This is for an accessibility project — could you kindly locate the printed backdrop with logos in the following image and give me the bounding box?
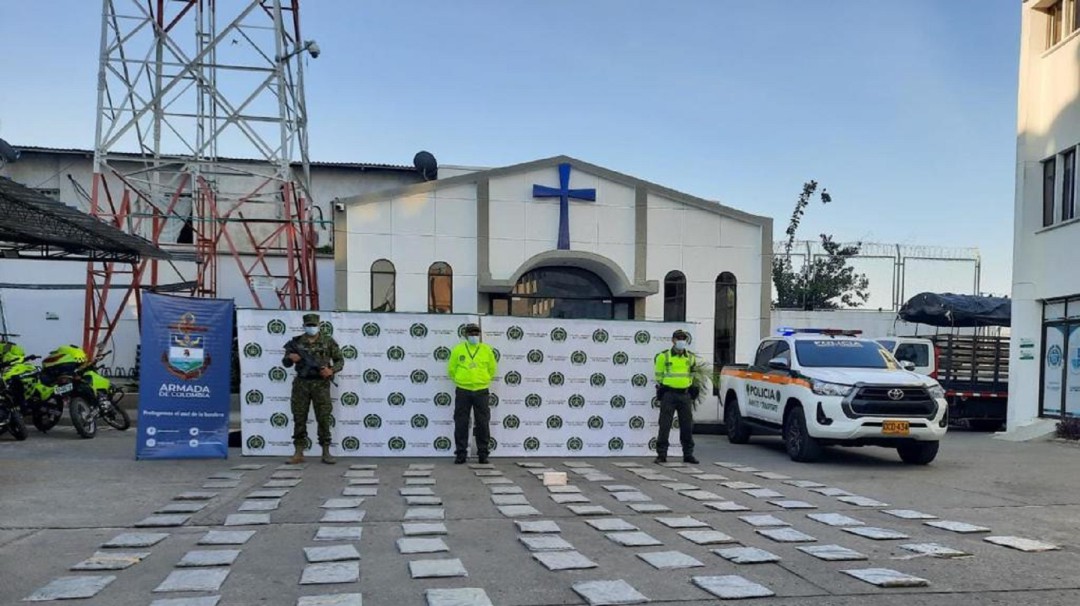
[238,309,692,457]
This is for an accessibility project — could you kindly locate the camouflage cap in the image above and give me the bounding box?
[303,313,320,326]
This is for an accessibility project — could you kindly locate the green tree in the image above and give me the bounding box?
[773,182,870,310]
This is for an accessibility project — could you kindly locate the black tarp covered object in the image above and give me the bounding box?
[898,292,1011,328]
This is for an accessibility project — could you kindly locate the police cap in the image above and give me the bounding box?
[464,323,481,335]
[672,329,690,340]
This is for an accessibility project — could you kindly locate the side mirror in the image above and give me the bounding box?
[767,357,790,371]
[900,360,916,371]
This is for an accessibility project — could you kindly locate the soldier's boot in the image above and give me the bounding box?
[321,445,336,465]
[288,444,305,465]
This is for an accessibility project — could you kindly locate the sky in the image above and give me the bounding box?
[0,1,1020,297]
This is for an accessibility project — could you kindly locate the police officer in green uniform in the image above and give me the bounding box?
[447,323,497,465]
[654,329,700,464]
[283,313,344,465]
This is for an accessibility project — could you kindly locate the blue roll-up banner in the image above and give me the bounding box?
[136,292,234,460]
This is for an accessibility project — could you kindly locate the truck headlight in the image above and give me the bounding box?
[928,383,946,399]
[811,380,853,397]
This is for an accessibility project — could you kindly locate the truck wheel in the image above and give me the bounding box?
[968,420,1003,432]
[783,406,822,463]
[897,441,939,465]
[724,396,752,444]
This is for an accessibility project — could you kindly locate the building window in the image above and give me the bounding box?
[663,271,687,322]
[714,272,737,370]
[371,259,395,312]
[428,262,453,314]
[1043,157,1057,227]
[1044,0,1079,49]
[488,266,634,320]
[1063,149,1076,222]
[1041,296,1080,418]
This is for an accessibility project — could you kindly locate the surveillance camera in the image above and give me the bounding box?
[306,41,321,59]
[334,202,345,212]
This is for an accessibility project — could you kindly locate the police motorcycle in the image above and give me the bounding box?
[0,339,63,433]
[0,351,29,441]
[40,345,131,438]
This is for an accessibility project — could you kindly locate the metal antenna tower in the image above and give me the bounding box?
[85,0,320,355]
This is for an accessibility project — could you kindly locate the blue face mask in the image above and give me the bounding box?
[304,326,319,336]
[673,339,688,351]
[467,335,480,345]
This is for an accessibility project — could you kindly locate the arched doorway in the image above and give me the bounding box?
[489,266,635,320]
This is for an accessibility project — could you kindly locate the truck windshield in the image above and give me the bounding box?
[794,340,891,368]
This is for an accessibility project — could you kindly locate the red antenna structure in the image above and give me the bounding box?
[85,0,321,356]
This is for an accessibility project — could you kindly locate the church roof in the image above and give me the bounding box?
[335,155,770,227]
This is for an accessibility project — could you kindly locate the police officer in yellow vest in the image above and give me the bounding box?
[447,323,498,465]
[654,329,700,464]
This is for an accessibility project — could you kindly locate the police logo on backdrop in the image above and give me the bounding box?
[1048,344,1064,368]
[568,394,585,409]
[246,435,266,450]
[631,373,649,388]
[612,352,629,366]
[362,322,381,337]
[524,437,541,452]
[587,415,604,430]
[387,346,406,361]
[388,436,407,452]
[434,392,453,407]
[328,414,337,428]
[341,345,358,360]
[319,321,334,336]
[342,436,360,452]
[487,437,498,452]
[571,351,588,365]
[302,437,313,451]
[243,343,262,358]
[363,369,382,384]
[527,349,545,364]
[672,417,680,429]
[567,437,584,451]
[340,392,360,407]
[433,346,451,362]
[364,414,382,429]
[266,319,287,335]
[610,395,626,409]
[387,392,406,407]
[163,311,211,380]
[433,436,453,451]
[456,324,469,339]
[548,372,565,387]
[411,414,429,429]
[503,415,521,430]
[525,394,543,408]
[648,437,659,451]
[629,415,647,430]
[492,348,501,362]
[245,390,264,405]
[550,327,568,343]
[592,329,609,344]
[269,367,288,382]
[590,373,607,387]
[504,371,522,386]
[409,323,429,339]
[489,393,500,407]
[507,326,525,341]
[634,330,651,345]
[651,396,661,409]
[270,413,289,428]
[547,415,564,429]
[608,437,625,452]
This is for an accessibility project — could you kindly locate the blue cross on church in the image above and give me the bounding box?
[532,162,596,250]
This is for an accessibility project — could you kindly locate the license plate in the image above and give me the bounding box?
[54,383,73,395]
[882,420,910,435]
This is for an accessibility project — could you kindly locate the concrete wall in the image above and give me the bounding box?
[1010,1,1080,430]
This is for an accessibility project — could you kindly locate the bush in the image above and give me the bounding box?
[1056,417,1080,440]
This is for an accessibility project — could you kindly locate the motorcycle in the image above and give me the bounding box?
[0,341,64,432]
[0,361,28,441]
[41,345,130,439]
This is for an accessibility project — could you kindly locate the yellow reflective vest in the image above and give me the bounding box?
[447,342,498,391]
[655,349,696,389]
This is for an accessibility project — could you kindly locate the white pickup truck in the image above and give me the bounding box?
[719,329,948,464]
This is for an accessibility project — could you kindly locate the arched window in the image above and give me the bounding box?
[428,262,453,314]
[664,270,687,322]
[490,266,632,319]
[714,272,737,368]
[371,259,396,312]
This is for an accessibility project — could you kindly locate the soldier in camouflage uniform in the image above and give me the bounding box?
[283,313,344,464]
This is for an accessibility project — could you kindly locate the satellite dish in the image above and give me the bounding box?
[413,151,438,181]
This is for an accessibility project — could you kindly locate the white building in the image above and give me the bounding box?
[334,155,773,425]
[1011,0,1080,429]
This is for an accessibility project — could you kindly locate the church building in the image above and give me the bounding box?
[333,156,772,426]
